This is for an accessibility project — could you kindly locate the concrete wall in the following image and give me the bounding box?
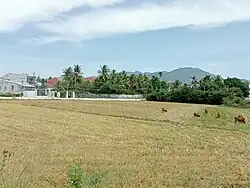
[77,93,144,99]
[23,90,37,98]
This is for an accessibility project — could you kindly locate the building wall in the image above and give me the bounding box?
[0,79,22,94]
[23,90,37,98]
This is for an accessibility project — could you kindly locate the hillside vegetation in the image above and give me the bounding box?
[55,65,249,107]
[0,100,250,187]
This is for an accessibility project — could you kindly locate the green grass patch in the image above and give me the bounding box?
[188,106,250,132]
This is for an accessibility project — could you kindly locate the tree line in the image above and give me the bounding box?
[54,64,250,106]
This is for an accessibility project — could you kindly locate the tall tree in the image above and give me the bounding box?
[159,72,163,78]
[190,76,198,88]
[73,64,82,74]
[172,80,182,89]
[199,75,212,92]
[63,67,73,78]
[98,65,110,82]
[73,64,84,88]
[36,76,42,83]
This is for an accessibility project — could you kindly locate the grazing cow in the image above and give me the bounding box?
[235,115,246,124]
[194,113,201,117]
[216,113,221,118]
[162,108,168,113]
[204,108,208,114]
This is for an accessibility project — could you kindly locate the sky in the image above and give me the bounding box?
[1,0,250,79]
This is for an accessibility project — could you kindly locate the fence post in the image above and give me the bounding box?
[66,91,69,98]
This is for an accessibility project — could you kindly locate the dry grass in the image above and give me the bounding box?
[3,100,205,123]
[0,100,250,187]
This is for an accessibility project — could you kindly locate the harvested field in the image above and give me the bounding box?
[1,100,206,123]
[0,100,250,187]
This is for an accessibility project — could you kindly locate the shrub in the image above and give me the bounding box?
[68,165,84,188]
[0,93,21,97]
[67,165,101,188]
[223,95,250,108]
[84,172,101,188]
[146,88,227,105]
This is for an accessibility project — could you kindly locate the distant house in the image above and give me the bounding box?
[44,77,62,98]
[47,77,59,90]
[0,73,36,94]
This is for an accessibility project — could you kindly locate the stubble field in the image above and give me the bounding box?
[0,100,250,187]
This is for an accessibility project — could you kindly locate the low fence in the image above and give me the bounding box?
[77,93,145,99]
[0,91,146,101]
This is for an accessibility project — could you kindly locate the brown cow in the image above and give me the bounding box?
[216,113,221,118]
[204,108,208,114]
[235,115,246,124]
[194,113,201,117]
[162,108,168,113]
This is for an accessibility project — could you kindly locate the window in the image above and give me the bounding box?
[4,87,6,91]
[11,85,14,91]
[24,86,35,91]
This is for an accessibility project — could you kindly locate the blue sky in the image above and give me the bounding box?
[1,0,250,79]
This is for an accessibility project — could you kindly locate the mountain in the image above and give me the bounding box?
[241,78,250,83]
[90,67,249,83]
[127,67,213,83]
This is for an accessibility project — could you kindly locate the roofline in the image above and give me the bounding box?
[0,78,35,87]
[1,72,28,77]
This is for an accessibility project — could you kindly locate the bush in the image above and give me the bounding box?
[0,93,21,97]
[68,165,84,188]
[146,90,169,102]
[223,95,250,108]
[146,88,227,105]
[67,165,101,188]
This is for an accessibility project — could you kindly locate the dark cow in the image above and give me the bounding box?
[235,115,246,124]
[162,108,168,113]
[216,113,221,118]
[204,108,208,114]
[194,113,201,117]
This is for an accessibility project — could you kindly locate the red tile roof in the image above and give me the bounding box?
[47,77,59,88]
[46,77,95,88]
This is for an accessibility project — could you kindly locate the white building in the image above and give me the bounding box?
[0,73,36,96]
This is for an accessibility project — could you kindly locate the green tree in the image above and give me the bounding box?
[190,76,198,88]
[98,65,110,82]
[224,77,249,98]
[172,80,182,89]
[63,67,73,78]
[159,72,163,78]
[56,65,249,106]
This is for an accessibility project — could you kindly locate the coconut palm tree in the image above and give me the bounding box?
[73,64,83,81]
[111,69,116,75]
[190,76,198,87]
[98,65,110,82]
[63,67,73,78]
[159,72,163,78]
[73,64,82,74]
[173,80,182,89]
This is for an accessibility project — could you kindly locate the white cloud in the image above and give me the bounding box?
[37,0,250,42]
[0,0,123,32]
[20,36,65,46]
